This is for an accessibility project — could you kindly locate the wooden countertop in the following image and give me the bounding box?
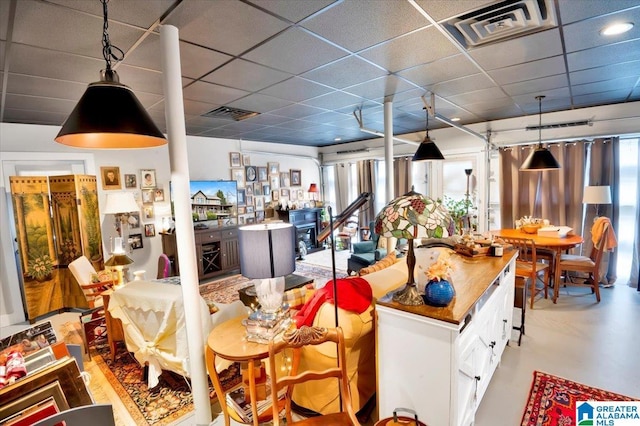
[376,250,517,326]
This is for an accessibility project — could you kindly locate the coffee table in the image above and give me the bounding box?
[237,273,314,307]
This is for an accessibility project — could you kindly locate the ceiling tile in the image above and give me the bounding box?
[557,0,640,25]
[430,73,496,97]
[8,44,104,84]
[447,86,509,106]
[301,0,428,52]
[182,81,249,105]
[243,27,348,74]
[570,60,640,85]
[301,91,363,110]
[259,77,334,102]
[47,0,174,28]
[114,64,165,96]
[572,90,632,107]
[202,59,291,92]
[571,76,638,97]
[125,34,233,79]
[567,39,640,72]
[6,74,87,100]
[468,29,564,70]
[164,0,290,56]
[5,93,76,114]
[502,74,569,97]
[240,113,292,126]
[301,56,387,89]
[488,56,566,85]
[225,93,292,113]
[398,55,479,87]
[0,2,9,40]
[247,0,337,23]
[562,8,640,53]
[343,75,417,100]
[413,0,496,22]
[14,1,144,61]
[359,27,459,73]
[270,103,327,119]
[3,108,69,125]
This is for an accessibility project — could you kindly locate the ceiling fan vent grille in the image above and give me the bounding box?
[203,106,260,121]
[443,0,557,49]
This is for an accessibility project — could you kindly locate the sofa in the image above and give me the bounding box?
[292,255,410,415]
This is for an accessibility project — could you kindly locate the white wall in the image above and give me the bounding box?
[0,123,320,325]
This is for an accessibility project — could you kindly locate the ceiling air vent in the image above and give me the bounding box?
[203,106,260,121]
[526,120,592,130]
[443,0,557,49]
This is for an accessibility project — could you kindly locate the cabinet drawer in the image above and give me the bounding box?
[197,230,221,243]
[221,228,238,239]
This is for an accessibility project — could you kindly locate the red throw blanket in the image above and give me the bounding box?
[293,277,372,327]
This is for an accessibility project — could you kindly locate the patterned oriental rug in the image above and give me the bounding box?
[59,261,344,425]
[521,371,637,426]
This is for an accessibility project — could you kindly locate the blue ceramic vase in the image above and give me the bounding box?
[423,279,455,307]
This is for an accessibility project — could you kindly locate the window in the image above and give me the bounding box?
[617,138,638,278]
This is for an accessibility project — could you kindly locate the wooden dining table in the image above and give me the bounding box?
[491,228,584,302]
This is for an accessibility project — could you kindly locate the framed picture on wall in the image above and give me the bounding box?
[281,188,290,198]
[268,162,279,175]
[142,189,154,204]
[101,166,121,190]
[128,212,141,229]
[124,174,137,188]
[144,224,156,237]
[243,154,251,166]
[245,165,257,182]
[237,189,246,206]
[129,233,143,249]
[290,190,298,201]
[271,189,279,201]
[254,182,262,196]
[230,152,241,167]
[154,188,164,202]
[231,168,245,186]
[280,171,290,188]
[143,204,154,219]
[290,169,301,186]
[270,175,279,189]
[141,169,156,189]
[255,196,264,211]
[258,167,268,182]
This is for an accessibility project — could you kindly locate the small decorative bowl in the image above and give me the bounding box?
[521,224,541,234]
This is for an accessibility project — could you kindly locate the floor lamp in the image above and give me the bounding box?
[583,185,612,218]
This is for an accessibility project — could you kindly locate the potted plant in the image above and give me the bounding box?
[27,250,53,281]
[442,195,477,235]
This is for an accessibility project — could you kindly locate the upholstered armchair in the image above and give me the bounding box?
[347,221,387,275]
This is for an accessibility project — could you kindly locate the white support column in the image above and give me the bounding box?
[384,100,395,250]
[160,25,212,425]
[384,100,394,203]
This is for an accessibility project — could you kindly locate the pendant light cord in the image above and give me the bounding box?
[101,0,124,71]
[536,95,545,148]
[425,107,430,137]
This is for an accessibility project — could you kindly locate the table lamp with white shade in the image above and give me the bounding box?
[582,185,611,217]
[238,223,296,320]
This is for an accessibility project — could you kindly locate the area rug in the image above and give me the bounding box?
[200,261,348,304]
[521,371,637,426]
[59,321,241,426]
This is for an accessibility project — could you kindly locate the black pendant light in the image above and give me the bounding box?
[55,0,166,149]
[412,108,444,161]
[520,96,560,171]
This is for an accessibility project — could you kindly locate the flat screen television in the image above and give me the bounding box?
[171,180,238,226]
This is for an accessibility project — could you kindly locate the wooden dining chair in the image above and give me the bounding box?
[268,326,360,426]
[554,223,610,303]
[69,256,115,358]
[501,237,550,309]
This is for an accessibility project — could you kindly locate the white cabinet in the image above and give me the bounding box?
[376,255,515,426]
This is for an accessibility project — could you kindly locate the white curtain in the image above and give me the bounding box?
[631,144,640,290]
[334,163,349,216]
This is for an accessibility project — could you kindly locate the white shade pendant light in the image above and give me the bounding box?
[55,0,166,149]
[520,96,560,171]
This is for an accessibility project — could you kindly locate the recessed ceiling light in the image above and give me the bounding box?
[601,22,634,36]
[334,137,342,141]
[451,117,461,122]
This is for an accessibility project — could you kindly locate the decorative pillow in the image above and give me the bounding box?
[358,251,397,276]
[283,284,315,309]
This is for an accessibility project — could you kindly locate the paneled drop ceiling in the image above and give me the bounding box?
[1,0,639,147]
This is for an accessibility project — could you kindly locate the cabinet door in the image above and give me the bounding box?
[221,237,239,270]
[457,331,479,426]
